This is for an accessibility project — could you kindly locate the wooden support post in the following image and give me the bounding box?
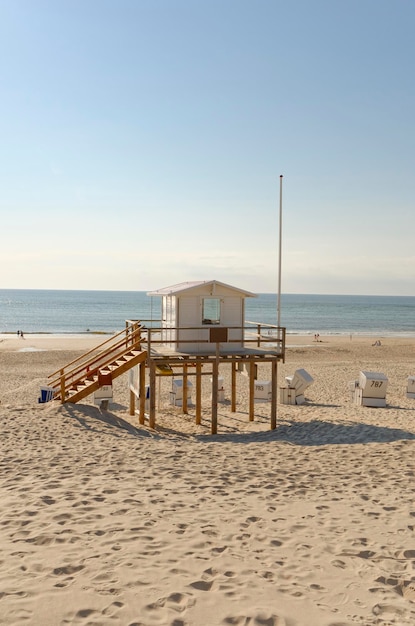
[271,359,278,430]
[129,389,135,416]
[139,359,146,425]
[183,363,188,414]
[249,358,255,421]
[149,361,156,429]
[211,344,219,435]
[196,360,202,425]
[60,369,65,404]
[231,361,236,412]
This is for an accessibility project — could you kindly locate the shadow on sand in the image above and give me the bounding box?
[60,403,415,447]
[59,403,159,439]
[199,419,415,446]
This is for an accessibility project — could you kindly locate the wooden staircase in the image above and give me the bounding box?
[48,322,147,404]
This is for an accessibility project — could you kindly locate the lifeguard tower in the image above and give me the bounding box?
[46,280,286,434]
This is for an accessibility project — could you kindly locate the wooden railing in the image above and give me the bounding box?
[48,321,143,399]
[125,319,285,354]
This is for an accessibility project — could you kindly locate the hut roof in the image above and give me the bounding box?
[147,280,257,298]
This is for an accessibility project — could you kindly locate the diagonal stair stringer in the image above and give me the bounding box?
[47,322,148,404]
[63,349,148,404]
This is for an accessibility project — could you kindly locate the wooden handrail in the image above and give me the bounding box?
[49,334,141,385]
[53,338,145,399]
[48,323,142,379]
[48,322,142,389]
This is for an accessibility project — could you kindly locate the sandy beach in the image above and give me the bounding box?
[1,334,415,625]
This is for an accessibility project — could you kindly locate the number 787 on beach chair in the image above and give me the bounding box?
[350,371,388,407]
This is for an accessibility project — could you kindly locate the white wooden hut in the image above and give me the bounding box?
[147,280,256,354]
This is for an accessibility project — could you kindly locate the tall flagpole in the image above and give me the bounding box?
[277,175,283,328]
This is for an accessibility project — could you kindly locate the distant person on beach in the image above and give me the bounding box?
[20,331,24,339]
[17,330,20,337]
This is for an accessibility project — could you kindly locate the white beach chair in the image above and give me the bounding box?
[254,380,272,402]
[38,386,55,403]
[210,376,225,402]
[93,385,113,406]
[406,376,415,399]
[280,368,314,405]
[170,379,193,407]
[352,371,388,407]
[348,379,359,402]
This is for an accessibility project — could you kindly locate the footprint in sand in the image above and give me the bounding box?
[62,608,103,624]
[189,578,214,591]
[372,602,409,620]
[26,533,55,546]
[143,591,195,623]
[222,612,294,625]
[377,575,415,602]
[40,495,56,505]
[53,564,84,576]
[189,566,219,591]
[2,608,33,623]
[102,601,124,617]
[399,580,415,601]
[211,545,228,555]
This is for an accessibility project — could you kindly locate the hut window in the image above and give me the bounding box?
[202,298,220,325]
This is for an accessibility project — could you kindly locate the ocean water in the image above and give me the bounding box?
[1,289,415,337]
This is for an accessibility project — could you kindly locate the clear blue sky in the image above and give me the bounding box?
[1,0,414,295]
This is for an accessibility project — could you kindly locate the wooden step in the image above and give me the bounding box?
[60,348,148,404]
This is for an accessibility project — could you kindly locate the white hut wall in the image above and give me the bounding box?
[220,296,244,348]
[161,294,177,347]
[176,295,202,352]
